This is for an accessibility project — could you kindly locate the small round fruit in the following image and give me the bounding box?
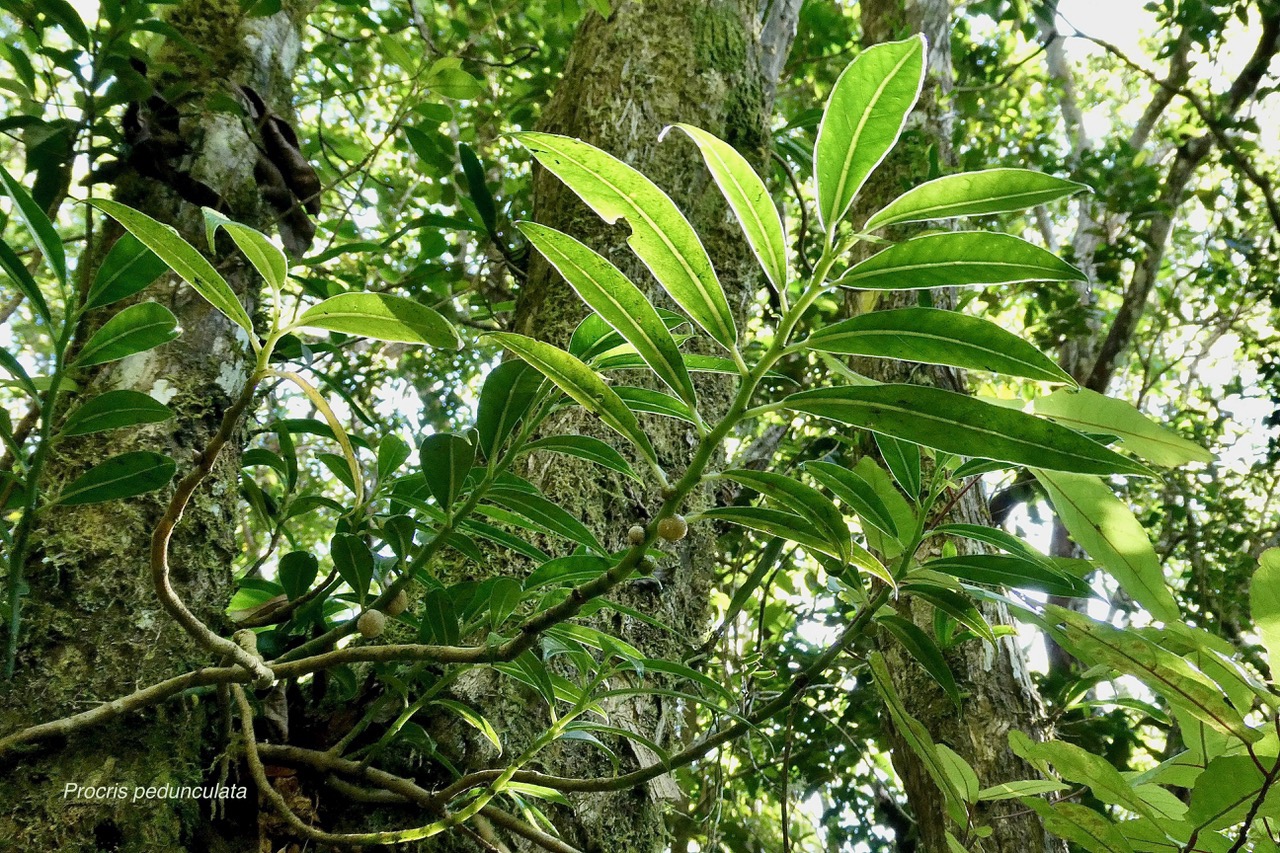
[638,556,658,575]
[657,514,688,542]
[385,589,409,617]
[627,524,647,545]
[357,610,386,639]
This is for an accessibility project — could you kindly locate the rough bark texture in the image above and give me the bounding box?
[852,1,1063,851]
[0,1,306,848]
[502,1,798,849]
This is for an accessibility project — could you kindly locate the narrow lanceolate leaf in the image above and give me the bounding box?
[74,302,180,367]
[698,506,842,559]
[53,451,176,506]
[523,435,640,482]
[295,292,461,348]
[833,232,1085,291]
[1033,469,1178,621]
[85,232,168,309]
[814,35,926,238]
[0,237,51,324]
[1033,388,1212,467]
[803,460,900,539]
[517,221,697,406]
[877,614,961,708]
[864,168,1090,231]
[874,433,921,499]
[786,385,1153,476]
[475,360,543,461]
[0,164,65,284]
[60,390,173,436]
[926,554,1091,597]
[1049,605,1259,744]
[482,486,605,553]
[420,433,474,511]
[90,199,254,338]
[515,132,737,349]
[805,307,1075,384]
[721,469,848,560]
[1250,549,1280,670]
[488,332,658,466]
[669,124,787,291]
[203,208,287,296]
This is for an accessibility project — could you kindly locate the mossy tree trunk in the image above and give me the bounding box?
[0,1,308,848]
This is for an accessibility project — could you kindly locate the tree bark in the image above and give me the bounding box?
[0,1,308,848]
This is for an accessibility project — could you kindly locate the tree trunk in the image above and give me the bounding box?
[0,1,308,848]
[852,1,1063,851]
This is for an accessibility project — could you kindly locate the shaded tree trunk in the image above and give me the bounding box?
[0,1,308,848]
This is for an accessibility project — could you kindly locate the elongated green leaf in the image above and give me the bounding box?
[814,36,925,237]
[803,460,901,539]
[877,614,961,708]
[476,360,543,461]
[834,232,1085,291]
[432,699,502,753]
[483,486,605,553]
[1251,549,1280,670]
[1049,606,1258,743]
[331,533,374,604]
[0,237,51,324]
[515,132,737,349]
[927,554,1090,597]
[864,168,1089,231]
[85,232,168,309]
[1187,755,1280,830]
[295,292,460,348]
[517,221,697,406]
[202,208,287,296]
[1021,800,1134,853]
[0,347,38,397]
[874,433,921,499]
[901,581,996,644]
[614,386,697,423]
[929,524,1056,569]
[1033,469,1178,621]
[670,124,787,291]
[698,506,841,558]
[420,433,474,510]
[1013,738,1160,821]
[1032,388,1212,467]
[523,435,640,482]
[976,780,1069,802]
[0,163,64,284]
[60,390,173,436]
[74,302,180,367]
[722,469,848,560]
[806,307,1074,384]
[523,555,611,592]
[787,385,1152,476]
[53,451,176,506]
[90,199,254,337]
[488,332,658,465]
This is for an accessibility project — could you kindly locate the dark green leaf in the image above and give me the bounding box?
[74,302,180,367]
[279,551,319,600]
[926,554,1091,597]
[420,433,474,510]
[721,469,848,560]
[0,236,51,323]
[60,390,173,436]
[482,486,604,553]
[54,451,176,506]
[86,232,169,309]
[873,433,921,499]
[698,506,842,559]
[877,614,961,708]
[475,360,543,461]
[523,435,640,481]
[331,533,374,605]
[0,163,65,284]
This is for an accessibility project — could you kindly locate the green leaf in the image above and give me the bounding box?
[1250,549,1280,671]
[279,551,319,600]
[803,460,901,539]
[0,237,51,324]
[929,524,1056,569]
[523,554,611,592]
[427,58,482,100]
[514,132,737,349]
[522,435,640,482]
[1013,738,1160,821]
[935,745,980,803]
[488,577,522,629]
[487,332,658,466]
[419,433,474,511]
[877,614,961,708]
[874,433,921,498]
[0,163,65,284]
[419,587,460,644]
[459,144,497,234]
[613,386,697,424]
[517,221,697,406]
[697,506,842,559]
[901,581,996,644]
[85,232,169,309]
[925,554,1092,597]
[60,390,173,436]
[1021,800,1134,853]
[294,292,460,348]
[90,199,254,338]
[721,469,849,560]
[786,385,1152,476]
[1033,469,1178,621]
[976,780,1069,802]
[475,360,543,461]
[482,486,605,553]
[669,124,787,291]
[1187,754,1280,830]
[73,302,180,367]
[805,307,1075,384]
[432,698,502,753]
[202,208,287,297]
[814,35,925,237]
[1032,388,1213,467]
[53,451,176,506]
[864,168,1089,231]
[833,232,1085,291]
[331,533,374,605]
[376,434,411,483]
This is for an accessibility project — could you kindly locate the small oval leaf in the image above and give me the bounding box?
[74,302,180,367]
